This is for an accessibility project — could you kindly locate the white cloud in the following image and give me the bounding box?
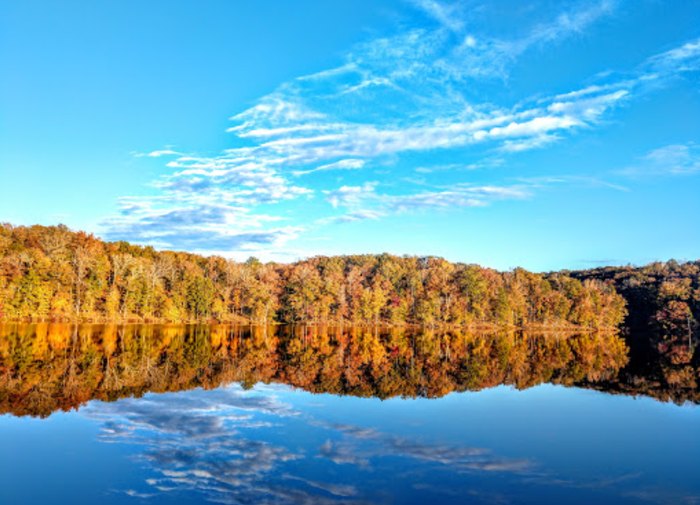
[324,182,378,208]
[443,0,617,80]
[292,158,366,177]
[648,37,700,72]
[547,90,629,122]
[104,3,700,254]
[520,0,616,48]
[389,184,530,211]
[102,198,304,254]
[409,0,465,33]
[133,149,183,158]
[322,182,530,218]
[622,143,700,177]
[500,134,560,153]
[318,209,385,225]
[464,35,477,48]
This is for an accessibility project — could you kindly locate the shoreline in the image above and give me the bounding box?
[0,317,621,332]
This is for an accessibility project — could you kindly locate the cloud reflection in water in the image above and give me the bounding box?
[84,385,536,504]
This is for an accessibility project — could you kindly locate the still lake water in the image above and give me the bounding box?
[0,323,698,504]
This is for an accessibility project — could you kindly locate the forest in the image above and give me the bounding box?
[574,261,700,341]
[0,224,627,329]
[573,261,700,393]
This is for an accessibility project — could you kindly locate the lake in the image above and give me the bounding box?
[0,323,698,504]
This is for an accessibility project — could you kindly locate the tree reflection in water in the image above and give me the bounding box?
[1,323,699,504]
[5,321,688,418]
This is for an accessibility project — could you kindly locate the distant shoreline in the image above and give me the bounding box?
[1,224,697,342]
[0,224,628,329]
[0,318,621,333]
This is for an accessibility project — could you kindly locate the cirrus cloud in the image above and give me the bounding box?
[102,1,700,256]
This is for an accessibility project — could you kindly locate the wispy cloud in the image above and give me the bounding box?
[318,209,385,225]
[408,0,616,79]
[515,175,631,193]
[103,199,303,252]
[515,1,616,50]
[648,37,700,73]
[132,148,184,158]
[102,2,700,255]
[409,0,467,33]
[322,182,530,222]
[292,158,366,177]
[620,143,700,177]
[324,182,378,209]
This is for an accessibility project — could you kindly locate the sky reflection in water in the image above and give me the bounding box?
[0,383,698,505]
[0,323,699,504]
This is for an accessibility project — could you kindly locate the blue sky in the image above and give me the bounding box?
[1,0,699,271]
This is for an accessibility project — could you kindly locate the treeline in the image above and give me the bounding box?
[0,224,626,328]
[0,323,630,417]
[574,261,699,361]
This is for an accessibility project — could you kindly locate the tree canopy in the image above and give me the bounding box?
[0,224,627,329]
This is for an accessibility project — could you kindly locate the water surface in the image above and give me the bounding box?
[0,323,698,504]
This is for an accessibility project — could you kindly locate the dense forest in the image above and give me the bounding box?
[571,261,700,365]
[0,224,627,328]
[573,262,700,397]
[574,261,700,343]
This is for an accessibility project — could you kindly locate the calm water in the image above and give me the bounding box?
[0,323,698,504]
